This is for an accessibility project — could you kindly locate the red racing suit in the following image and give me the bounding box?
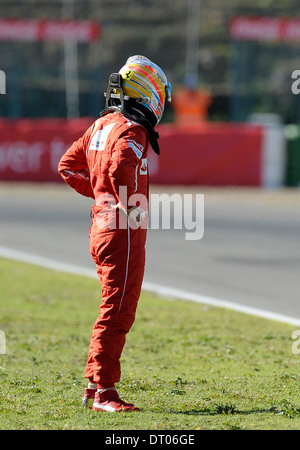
[58,111,150,386]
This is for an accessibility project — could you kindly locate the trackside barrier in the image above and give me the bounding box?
[0,118,287,186]
[285,125,300,187]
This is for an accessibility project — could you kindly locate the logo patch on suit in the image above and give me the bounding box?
[89,123,116,151]
[140,158,148,175]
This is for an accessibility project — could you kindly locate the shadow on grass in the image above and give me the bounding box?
[169,406,278,416]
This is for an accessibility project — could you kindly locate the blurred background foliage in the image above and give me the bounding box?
[0,0,300,123]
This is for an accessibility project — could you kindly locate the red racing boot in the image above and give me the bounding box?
[92,388,140,412]
[82,388,97,409]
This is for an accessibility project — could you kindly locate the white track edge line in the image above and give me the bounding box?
[1,245,300,327]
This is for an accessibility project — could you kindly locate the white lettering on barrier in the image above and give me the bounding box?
[50,138,70,173]
[0,141,45,173]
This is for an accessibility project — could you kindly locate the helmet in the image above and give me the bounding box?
[118,55,171,125]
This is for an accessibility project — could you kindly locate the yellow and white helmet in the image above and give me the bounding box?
[118,55,171,125]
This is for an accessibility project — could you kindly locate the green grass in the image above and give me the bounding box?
[0,257,300,430]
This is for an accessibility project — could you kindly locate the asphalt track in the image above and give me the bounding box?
[0,182,300,325]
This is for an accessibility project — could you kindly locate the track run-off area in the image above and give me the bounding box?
[0,182,300,326]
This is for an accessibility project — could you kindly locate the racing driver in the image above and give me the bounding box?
[58,55,171,412]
